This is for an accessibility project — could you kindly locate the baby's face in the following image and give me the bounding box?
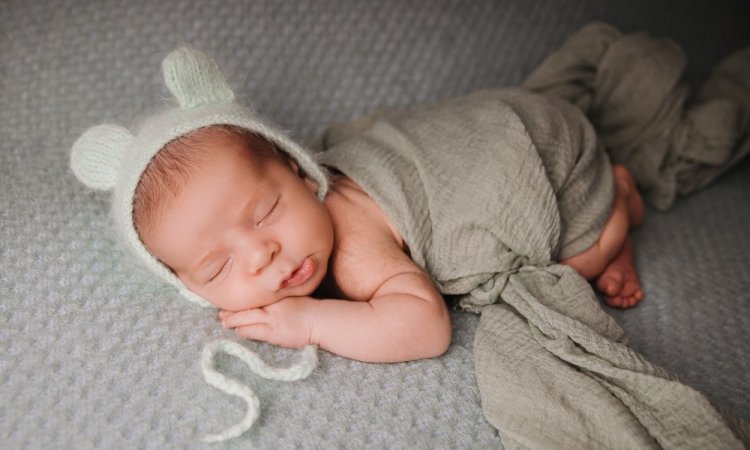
[144,134,334,311]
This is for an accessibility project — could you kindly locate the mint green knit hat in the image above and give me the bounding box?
[70,47,329,308]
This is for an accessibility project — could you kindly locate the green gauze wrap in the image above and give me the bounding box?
[312,23,750,450]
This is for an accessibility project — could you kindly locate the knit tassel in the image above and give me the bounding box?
[199,340,318,443]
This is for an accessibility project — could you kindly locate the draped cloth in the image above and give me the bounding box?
[523,22,750,211]
[312,23,750,449]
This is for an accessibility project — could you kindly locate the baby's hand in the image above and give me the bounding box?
[218,296,318,349]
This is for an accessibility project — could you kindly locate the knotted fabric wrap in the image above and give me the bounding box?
[313,24,750,448]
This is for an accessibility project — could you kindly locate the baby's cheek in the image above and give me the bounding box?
[237,287,281,310]
[197,285,242,312]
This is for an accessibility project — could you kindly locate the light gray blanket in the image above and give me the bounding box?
[313,23,750,450]
[3,1,749,447]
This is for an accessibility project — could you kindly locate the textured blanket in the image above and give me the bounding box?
[313,23,750,450]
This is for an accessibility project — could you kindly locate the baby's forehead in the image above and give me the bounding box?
[135,125,293,221]
[134,127,261,236]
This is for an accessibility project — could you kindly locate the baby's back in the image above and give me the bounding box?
[317,88,614,299]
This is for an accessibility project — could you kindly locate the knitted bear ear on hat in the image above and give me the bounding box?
[70,48,234,191]
[162,47,235,109]
[70,124,134,190]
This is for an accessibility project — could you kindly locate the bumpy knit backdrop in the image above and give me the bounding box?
[1,0,749,448]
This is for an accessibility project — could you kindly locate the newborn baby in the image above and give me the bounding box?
[71,46,644,365]
[133,121,643,363]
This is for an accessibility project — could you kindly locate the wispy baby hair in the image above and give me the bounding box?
[132,124,280,243]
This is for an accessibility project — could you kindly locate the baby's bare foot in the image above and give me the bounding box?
[595,237,643,308]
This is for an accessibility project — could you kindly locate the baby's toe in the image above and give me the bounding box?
[620,278,641,298]
[597,275,622,297]
[605,294,625,308]
[624,290,645,308]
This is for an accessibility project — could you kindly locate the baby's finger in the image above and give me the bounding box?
[217,310,232,321]
[235,323,273,342]
[222,308,269,328]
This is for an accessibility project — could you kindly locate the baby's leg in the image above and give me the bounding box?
[562,165,645,308]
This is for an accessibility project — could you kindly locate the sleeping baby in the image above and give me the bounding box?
[70,23,747,365]
[132,119,642,363]
[72,47,644,362]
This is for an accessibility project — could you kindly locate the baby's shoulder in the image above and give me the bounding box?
[324,176,421,301]
[324,176,405,248]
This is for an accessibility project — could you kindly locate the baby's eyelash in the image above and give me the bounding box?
[257,198,279,226]
[208,259,230,282]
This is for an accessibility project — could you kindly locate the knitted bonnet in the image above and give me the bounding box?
[70,47,329,308]
[71,48,323,442]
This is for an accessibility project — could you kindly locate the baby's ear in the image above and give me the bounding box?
[287,157,300,174]
[70,124,134,190]
[284,155,310,179]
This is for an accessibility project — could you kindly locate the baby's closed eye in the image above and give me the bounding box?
[254,196,280,227]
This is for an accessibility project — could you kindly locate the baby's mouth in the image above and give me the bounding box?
[280,256,316,289]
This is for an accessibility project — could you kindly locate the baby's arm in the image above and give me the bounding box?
[309,270,451,362]
[221,259,452,363]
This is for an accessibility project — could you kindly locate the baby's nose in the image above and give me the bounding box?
[244,239,280,274]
